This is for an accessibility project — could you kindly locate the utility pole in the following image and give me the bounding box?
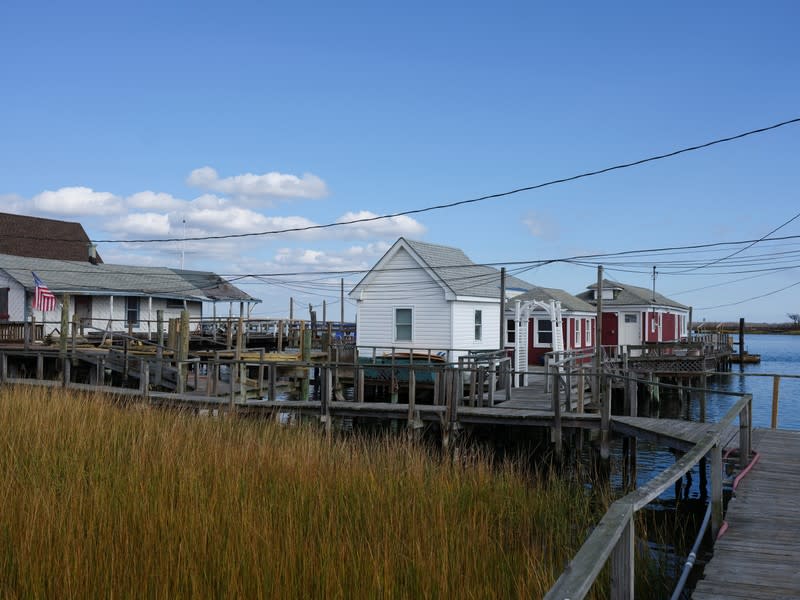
[340,278,344,323]
[499,267,506,351]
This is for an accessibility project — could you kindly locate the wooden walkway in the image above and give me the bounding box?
[693,428,800,599]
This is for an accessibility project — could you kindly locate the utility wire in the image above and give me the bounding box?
[25,115,785,244]
[671,209,800,274]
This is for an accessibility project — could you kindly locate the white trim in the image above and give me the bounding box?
[584,318,592,346]
[393,306,414,342]
[574,318,581,347]
[533,317,553,348]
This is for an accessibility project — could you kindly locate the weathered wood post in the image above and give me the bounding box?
[407,367,418,439]
[577,367,585,413]
[611,506,635,600]
[739,395,752,469]
[601,374,611,460]
[711,443,723,539]
[257,349,265,395]
[738,317,745,365]
[60,294,70,386]
[771,375,781,429]
[177,310,190,394]
[140,361,150,399]
[301,326,311,401]
[0,352,7,382]
[552,369,562,460]
[488,358,496,407]
[321,365,332,435]
[277,319,284,351]
[594,265,604,410]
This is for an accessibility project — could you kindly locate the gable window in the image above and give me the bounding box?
[506,319,515,343]
[474,310,482,341]
[395,308,412,342]
[535,318,553,347]
[126,297,140,326]
[574,318,581,347]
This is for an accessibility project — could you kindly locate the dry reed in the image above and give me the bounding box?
[0,385,660,598]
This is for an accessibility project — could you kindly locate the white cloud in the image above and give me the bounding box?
[187,166,328,200]
[522,211,558,240]
[126,191,186,212]
[106,212,171,236]
[32,186,123,215]
[333,211,426,239]
[0,194,26,214]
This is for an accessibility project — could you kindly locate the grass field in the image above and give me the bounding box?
[0,385,670,598]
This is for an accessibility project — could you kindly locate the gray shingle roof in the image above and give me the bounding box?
[0,253,258,303]
[403,239,533,298]
[577,279,688,310]
[511,285,596,313]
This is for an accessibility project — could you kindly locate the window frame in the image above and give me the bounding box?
[125,296,140,327]
[574,318,581,347]
[394,307,413,342]
[506,318,516,344]
[533,317,553,348]
[474,309,482,341]
[585,318,592,346]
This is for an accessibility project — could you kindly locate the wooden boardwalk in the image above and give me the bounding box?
[693,428,800,599]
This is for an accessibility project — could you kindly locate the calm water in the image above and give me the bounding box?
[625,333,800,498]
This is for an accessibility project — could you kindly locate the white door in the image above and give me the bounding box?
[619,312,640,349]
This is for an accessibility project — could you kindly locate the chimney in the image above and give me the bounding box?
[88,243,98,265]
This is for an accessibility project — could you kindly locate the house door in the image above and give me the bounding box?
[74,296,91,330]
[601,313,618,346]
[618,312,641,347]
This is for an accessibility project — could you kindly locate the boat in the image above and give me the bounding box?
[730,352,761,364]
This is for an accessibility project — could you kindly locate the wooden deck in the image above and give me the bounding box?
[693,428,800,599]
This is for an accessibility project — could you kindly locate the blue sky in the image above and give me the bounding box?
[1,1,799,322]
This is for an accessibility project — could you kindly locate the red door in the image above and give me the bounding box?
[601,312,618,346]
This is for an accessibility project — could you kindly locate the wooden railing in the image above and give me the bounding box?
[545,387,752,599]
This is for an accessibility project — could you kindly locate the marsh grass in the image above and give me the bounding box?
[0,386,668,598]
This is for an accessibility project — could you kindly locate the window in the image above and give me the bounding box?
[126,297,140,326]
[574,318,581,347]
[474,310,482,341]
[166,299,185,309]
[536,318,553,346]
[585,318,592,346]
[506,319,515,343]
[395,308,412,342]
[624,313,638,323]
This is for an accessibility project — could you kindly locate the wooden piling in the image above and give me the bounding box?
[772,375,781,428]
[551,370,562,459]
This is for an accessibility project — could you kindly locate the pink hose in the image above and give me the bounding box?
[716,450,761,540]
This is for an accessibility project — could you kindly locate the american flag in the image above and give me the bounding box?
[32,272,57,312]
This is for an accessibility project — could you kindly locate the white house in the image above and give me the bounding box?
[349,238,532,361]
[0,253,258,336]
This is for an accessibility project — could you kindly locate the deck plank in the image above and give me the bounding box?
[692,429,800,599]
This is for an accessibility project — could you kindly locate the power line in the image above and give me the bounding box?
[671,209,800,274]
[15,115,784,245]
[695,279,800,310]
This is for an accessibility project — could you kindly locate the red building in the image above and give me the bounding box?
[505,286,596,366]
[575,279,690,347]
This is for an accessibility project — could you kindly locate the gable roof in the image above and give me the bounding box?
[0,212,102,263]
[511,285,596,313]
[577,279,688,310]
[351,238,533,300]
[0,253,257,303]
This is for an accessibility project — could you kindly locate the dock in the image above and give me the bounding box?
[692,428,800,599]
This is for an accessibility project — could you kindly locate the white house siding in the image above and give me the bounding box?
[1,277,27,321]
[83,297,202,334]
[355,247,451,354]
[451,300,500,353]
